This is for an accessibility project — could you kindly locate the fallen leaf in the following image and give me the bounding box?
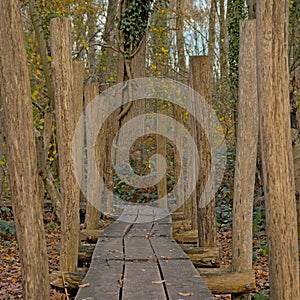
[161,256,172,260]
[166,282,172,286]
[178,292,194,297]
[78,283,90,288]
[152,280,166,284]
[140,269,146,272]
[118,279,123,286]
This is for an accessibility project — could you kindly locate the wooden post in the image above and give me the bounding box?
[189,56,217,247]
[231,20,258,300]
[73,60,84,207]
[51,18,80,272]
[157,114,168,209]
[0,0,50,298]
[173,104,184,212]
[256,1,300,298]
[85,84,101,229]
[185,100,198,230]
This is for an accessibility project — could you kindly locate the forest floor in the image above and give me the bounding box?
[0,213,269,300]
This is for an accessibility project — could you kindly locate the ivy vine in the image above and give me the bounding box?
[119,0,168,58]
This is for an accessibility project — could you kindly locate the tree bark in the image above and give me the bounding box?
[175,0,186,80]
[0,88,6,199]
[189,56,217,247]
[231,20,258,300]
[85,83,101,229]
[51,18,80,272]
[256,0,300,298]
[0,0,50,298]
[219,0,228,81]
[73,60,85,208]
[246,0,256,19]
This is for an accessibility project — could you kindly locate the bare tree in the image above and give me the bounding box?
[256,0,300,298]
[0,0,50,298]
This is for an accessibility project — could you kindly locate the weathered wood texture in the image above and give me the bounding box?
[72,60,84,207]
[189,56,217,247]
[199,268,256,294]
[232,15,258,281]
[76,207,213,299]
[256,1,300,299]
[85,83,101,230]
[51,17,80,272]
[0,1,50,298]
[157,131,168,209]
[181,245,220,268]
[232,19,258,300]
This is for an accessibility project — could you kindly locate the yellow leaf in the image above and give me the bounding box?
[150,63,157,70]
[32,90,39,100]
[0,160,5,165]
[161,46,169,54]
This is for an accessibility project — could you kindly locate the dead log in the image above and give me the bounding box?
[173,230,198,244]
[198,268,256,294]
[50,270,87,289]
[181,245,220,267]
[79,229,104,242]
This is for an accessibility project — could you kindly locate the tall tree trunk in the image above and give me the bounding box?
[85,83,101,229]
[0,88,5,199]
[86,1,98,82]
[219,0,228,81]
[256,0,300,298]
[231,20,258,300]
[28,0,62,219]
[246,0,256,19]
[208,0,216,75]
[99,0,118,91]
[190,56,217,247]
[0,0,50,298]
[51,18,80,273]
[175,0,186,80]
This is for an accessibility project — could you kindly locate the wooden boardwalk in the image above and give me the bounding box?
[76,206,214,300]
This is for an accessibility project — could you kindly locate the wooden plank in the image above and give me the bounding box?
[122,261,167,300]
[151,223,172,237]
[180,245,220,267]
[171,211,184,220]
[150,237,188,260]
[80,229,104,242]
[102,221,132,238]
[135,206,154,223]
[75,260,123,299]
[92,237,123,260]
[159,259,214,300]
[117,207,138,223]
[172,220,191,231]
[173,230,198,243]
[153,208,170,223]
[124,236,156,261]
[127,223,153,237]
[154,215,172,224]
[199,268,256,294]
